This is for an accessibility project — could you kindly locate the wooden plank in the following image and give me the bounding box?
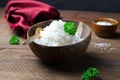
[0,8,120,80]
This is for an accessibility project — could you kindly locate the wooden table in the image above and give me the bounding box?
[0,8,120,80]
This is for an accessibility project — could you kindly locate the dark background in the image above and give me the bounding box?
[0,0,120,13]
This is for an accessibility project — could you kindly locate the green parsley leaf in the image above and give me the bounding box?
[9,35,20,45]
[64,22,77,35]
[81,67,99,80]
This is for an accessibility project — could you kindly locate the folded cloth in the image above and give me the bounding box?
[5,0,60,38]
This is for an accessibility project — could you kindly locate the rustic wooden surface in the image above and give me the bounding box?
[0,7,120,80]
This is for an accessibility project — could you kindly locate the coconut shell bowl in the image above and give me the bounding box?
[27,19,91,63]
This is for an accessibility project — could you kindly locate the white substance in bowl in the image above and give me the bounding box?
[34,20,83,46]
[96,21,112,26]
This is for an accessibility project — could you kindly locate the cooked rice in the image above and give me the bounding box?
[34,20,83,46]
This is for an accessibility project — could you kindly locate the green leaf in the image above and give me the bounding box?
[81,67,99,80]
[9,35,20,45]
[64,22,77,35]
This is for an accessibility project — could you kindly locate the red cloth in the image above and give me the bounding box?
[5,0,60,38]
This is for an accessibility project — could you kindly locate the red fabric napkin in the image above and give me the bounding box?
[5,0,60,38]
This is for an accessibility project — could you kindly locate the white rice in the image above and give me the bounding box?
[34,20,83,46]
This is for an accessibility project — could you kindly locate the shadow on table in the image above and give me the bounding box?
[38,52,103,74]
[114,32,120,39]
[36,51,103,80]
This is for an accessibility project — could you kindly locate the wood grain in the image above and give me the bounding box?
[0,8,120,80]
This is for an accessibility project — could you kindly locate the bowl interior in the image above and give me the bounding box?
[27,19,91,46]
[93,18,118,26]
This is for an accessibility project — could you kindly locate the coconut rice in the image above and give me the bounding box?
[34,20,83,46]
